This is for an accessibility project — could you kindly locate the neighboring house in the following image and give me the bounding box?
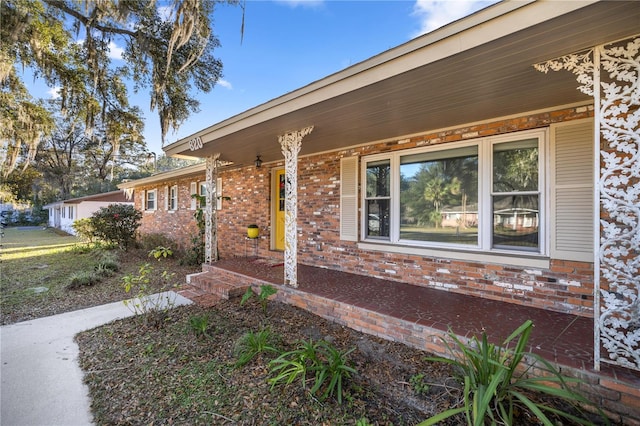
[127,1,639,377]
[43,191,133,235]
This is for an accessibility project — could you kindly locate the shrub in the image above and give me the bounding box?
[268,339,356,404]
[419,320,608,426]
[234,328,279,368]
[90,204,141,250]
[72,218,98,243]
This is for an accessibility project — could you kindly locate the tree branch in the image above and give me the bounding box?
[43,0,138,38]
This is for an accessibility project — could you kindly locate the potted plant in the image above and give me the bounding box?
[247,224,259,239]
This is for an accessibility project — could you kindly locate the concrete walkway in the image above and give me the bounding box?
[1,292,192,426]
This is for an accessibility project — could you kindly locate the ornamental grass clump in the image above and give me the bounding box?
[234,328,280,368]
[419,320,608,426]
[268,338,357,404]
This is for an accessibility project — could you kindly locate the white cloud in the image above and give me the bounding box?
[274,0,324,8]
[107,41,125,60]
[412,0,496,37]
[217,79,232,90]
[47,86,61,99]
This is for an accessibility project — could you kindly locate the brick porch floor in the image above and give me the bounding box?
[179,256,640,420]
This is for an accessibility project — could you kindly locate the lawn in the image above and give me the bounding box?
[0,227,198,325]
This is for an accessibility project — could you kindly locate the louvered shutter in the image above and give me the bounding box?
[550,119,594,261]
[340,156,358,241]
[216,177,223,210]
[164,186,169,210]
[190,182,197,210]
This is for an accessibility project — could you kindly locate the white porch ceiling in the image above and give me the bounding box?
[164,1,640,168]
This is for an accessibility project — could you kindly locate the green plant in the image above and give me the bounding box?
[181,194,206,265]
[67,271,101,289]
[72,218,98,243]
[122,263,178,326]
[189,315,211,338]
[410,373,430,396]
[268,339,356,404]
[234,328,279,368]
[149,246,173,260]
[90,204,142,250]
[241,284,277,314]
[419,320,607,426]
[138,233,176,252]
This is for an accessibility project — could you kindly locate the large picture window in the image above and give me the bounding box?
[362,130,544,254]
[400,146,478,245]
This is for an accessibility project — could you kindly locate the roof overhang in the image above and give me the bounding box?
[43,190,130,207]
[164,0,640,168]
[117,162,206,189]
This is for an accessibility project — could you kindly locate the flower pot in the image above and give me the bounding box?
[247,226,259,239]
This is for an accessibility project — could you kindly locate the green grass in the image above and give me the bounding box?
[0,228,94,310]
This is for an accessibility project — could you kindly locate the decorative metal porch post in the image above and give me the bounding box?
[279,126,314,287]
[535,36,640,371]
[205,153,221,264]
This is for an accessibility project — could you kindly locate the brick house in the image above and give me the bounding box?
[122,0,639,400]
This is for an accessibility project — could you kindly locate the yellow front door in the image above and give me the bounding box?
[274,169,286,251]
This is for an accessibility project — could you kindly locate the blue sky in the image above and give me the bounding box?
[32,0,497,155]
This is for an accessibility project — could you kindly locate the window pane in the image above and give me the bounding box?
[492,195,539,250]
[366,160,390,198]
[493,139,538,192]
[399,147,478,245]
[366,199,390,238]
[147,191,155,210]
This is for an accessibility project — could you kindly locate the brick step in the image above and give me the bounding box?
[187,270,250,301]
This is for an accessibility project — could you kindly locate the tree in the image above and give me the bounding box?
[1,0,231,176]
[36,103,147,200]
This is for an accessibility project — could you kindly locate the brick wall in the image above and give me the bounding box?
[143,105,597,317]
[134,175,202,250]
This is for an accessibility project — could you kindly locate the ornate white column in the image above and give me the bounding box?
[279,126,314,287]
[535,36,640,371]
[205,153,220,264]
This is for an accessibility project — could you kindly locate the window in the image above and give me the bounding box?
[400,146,478,245]
[169,185,178,210]
[199,182,207,208]
[365,160,391,238]
[492,139,539,251]
[145,189,157,211]
[362,130,545,254]
[61,207,65,218]
[68,206,74,219]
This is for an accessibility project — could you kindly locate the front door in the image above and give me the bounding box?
[273,169,286,251]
